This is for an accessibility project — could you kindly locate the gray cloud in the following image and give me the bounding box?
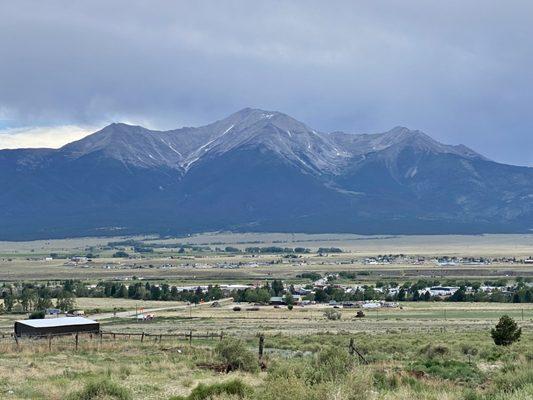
[1,1,533,165]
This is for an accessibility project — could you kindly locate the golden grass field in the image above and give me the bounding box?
[0,324,531,400]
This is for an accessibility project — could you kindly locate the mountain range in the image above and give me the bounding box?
[1,108,532,240]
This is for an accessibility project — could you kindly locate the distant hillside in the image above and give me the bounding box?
[1,108,532,239]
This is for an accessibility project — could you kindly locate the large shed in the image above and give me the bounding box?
[14,317,100,337]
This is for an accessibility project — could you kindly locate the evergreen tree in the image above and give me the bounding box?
[150,285,161,300]
[397,288,406,301]
[449,287,466,302]
[271,280,284,296]
[4,294,14,312]
[118,285,128,298]
[170,286,179,300]
[128,284,136,299]
[491,315,522,346]
[284,293,294,306]
[134,286,146,300]
[314,288,329,303]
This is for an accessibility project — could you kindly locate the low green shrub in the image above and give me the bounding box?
[170,379,252,400]
[373,369,400,391]
[491,363,533,394]
[305,346,355,384]
[323,309,341,320]
[29,310,45,319]
[65,378,132,400]
[410,359,484,383]
[215,338,259,373]
[419,343,450,359]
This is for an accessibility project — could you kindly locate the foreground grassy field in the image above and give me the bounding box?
[0,328,531,399]
[2,300,531,399]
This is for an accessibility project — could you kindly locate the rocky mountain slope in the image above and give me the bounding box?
[1,108,532,239]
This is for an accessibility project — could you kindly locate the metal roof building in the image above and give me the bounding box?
[14,317,100,337]
[269,296,286,305]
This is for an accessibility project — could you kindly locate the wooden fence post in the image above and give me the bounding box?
[189,331,193,346]
[75,333,79,351]
[141,332,145,343]
[258,334,264,359]
[348,338,368,365]
[14,334,19,351]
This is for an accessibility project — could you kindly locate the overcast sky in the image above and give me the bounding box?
[1,1,532,165]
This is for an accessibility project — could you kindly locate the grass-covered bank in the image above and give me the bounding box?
[0,328,531,399]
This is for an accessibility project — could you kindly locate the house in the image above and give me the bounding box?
[427,286,460,297]
[382,302,399,308]
[269,296,286,305]
[291,295,303,304]
[14,317,99,337]
[362,302,381,309]
[70,256,88,263]
[292,287,312,295]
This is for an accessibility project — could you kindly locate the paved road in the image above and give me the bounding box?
[90,298,233,321]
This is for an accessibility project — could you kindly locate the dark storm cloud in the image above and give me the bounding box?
[1,1,533,165]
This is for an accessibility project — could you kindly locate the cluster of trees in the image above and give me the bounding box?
[301,278,533,303]
[107,239,212,257]
[83,279,306,305]
[317,247,343,253]
[230,280,284,303]
[89,281,225,303]
[0,282,76,314]
[296,272,322,281]
[403,278,533,303]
